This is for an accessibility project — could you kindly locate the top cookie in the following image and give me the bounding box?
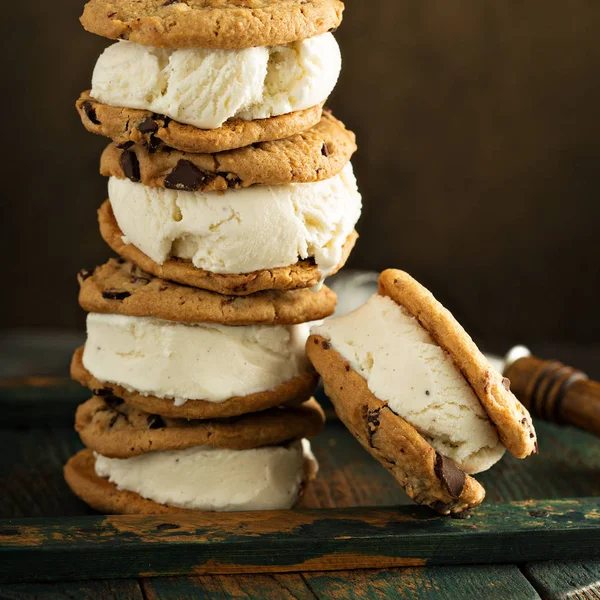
[78,258,337,325]
[378,269,537,460]
[81,0,344,49]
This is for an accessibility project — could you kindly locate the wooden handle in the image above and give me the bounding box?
[504,355,600,438]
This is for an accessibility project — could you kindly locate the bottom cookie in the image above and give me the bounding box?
[65,446,318,514]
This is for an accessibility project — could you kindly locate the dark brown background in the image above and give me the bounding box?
[2,1,599,349]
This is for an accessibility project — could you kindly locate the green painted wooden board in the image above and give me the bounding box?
[523,561,600,600]
[304,565,542,600]
[1,498,600,583]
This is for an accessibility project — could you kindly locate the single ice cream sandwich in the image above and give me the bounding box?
[68,393,323,514]
[97,161,361,295]
[72,260,332,418]
[78,1,343,148]
[99,111,356,192]
[307,269,537,514]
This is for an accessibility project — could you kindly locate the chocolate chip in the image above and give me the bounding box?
[164,160,211,191]
[78,268,92,281]
[425,390,430,396]
[94,387,114,397]
[104,395,124,409]
[223,173,242,188]
[321,143,330,157]
[102,289,131,300]
[107,11,117,17]
[433,453,466,499]
[366,408,382,447]
[163,0,180,5]
[147,415,166,429]
[116,258,126,265]
[147,134,162,154]
[502,377,511,391]
[138,117,159,134]
[321,341,331,350]
[108,413,119,428]
[116,141,134,150]
[120,150,140,182]
[82,101,100,125]
[345,365,350,372]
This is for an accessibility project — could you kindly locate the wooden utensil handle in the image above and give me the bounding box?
[504,356,600,437]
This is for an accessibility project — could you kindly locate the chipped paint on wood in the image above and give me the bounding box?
[1,498,600,583]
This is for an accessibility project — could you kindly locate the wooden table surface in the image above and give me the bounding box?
[1,334,599,599]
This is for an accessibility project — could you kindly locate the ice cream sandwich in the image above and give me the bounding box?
[307,269,537,514]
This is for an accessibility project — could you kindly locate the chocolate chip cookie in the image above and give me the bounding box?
[78,258,337,325]
[100,110,356,192]
[77,91,324,154]
[80,0,344,49]
[378,269,537,460]
[76,394,325,457]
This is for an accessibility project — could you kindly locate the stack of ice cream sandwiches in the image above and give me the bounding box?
[64,0,362,514]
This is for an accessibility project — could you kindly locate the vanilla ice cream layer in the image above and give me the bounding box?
[91,34,341,129]
[313,295,506,474]
[83,313,311,405]
[109,163,361,279]
[95,440,314,511]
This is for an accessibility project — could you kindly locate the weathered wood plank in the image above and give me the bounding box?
[0,498,599,583]
[0,579,144,599]
[477,423,600,503]
[0,428,92,518]
[0,379,88,426]
[141,574,315,600]
[524,561,600,600]
[304,565,541,599]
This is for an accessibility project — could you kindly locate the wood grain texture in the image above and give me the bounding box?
[0,579,144,600]
[0,382,88,427]
[141,574,315,600]
[0,428,91,519]
[524,561,600,600]
[1,498,599,583]
[304,565,540,600]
